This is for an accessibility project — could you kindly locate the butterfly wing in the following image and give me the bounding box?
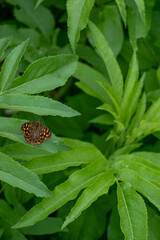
[21,122,35,144]
[21,121,51,146]
[33,123,51,145]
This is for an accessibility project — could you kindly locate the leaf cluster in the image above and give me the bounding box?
[0,0,160,240]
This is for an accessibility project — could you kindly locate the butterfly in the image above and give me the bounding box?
[21,120,51,146]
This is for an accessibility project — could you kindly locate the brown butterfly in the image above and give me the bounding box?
[21,120,51,146]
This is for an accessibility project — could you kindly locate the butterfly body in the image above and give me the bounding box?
[21,120,51,145]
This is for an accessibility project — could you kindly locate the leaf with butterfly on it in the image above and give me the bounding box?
[21,120,51,146]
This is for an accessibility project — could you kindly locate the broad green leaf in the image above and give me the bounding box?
[13,158,108,228]
[90,114,114,125]
[117,182,147,240]
[7,55,78,94]
[8,0,54,39]
[127,93,146,134]
[0,117,69,154]
[134,0,145,23]
[24,141,105,174]
[0,37,10,58]
[67,0,95,52]
[74,62,112,103]
[117,168,160,211]
[115,0,127,26]
[21,217,62,235]
[0,94,79,117]
[0,152,52,197]
[0,143,53,161]
[132,152,160,168]
[113,156,160,185]
[0,39,29,92]
[62,169,115,228]
[129,161,160,185]
[88,20,123,102]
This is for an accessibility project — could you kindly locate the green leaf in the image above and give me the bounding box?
[117,168,160,211]
[0,152,52,197]
[35,0,44,9]
[134,0,145,23]
[127,93,146,134]
[127,1,149,50]
[117,182,147,240]
[62,169,115,229]
[7,55,78,94]
[0,117,69,154]
[132,152,160,168]
[110,143,142,158]
[143,98,160,123]
[9,0,54,39]
[97,103,118,119]
[24,141,104,174]
[0,139,69,161]
[13,158,108,228]
[115,0,127,26]
[0,94,79,117]
[125,73,145,125]
[21,217,63,235]
[0,37,10,58]
[74,62,111,103]
[88,20,123,102]
[0,39,29,92]
[67,0,95,52]
[59,195,111,240]
[3,229,27,240]
[76,44,107,76]
[143,98,160,122]
[147,89,160,102]
[107,207,124,240]
[90,114,114,125]
[148,206,160,240]
[88,5,124,56]
[127,6,137,50]
[121,51,139,120]
[97,81,120,115]
[113,155,160,186]
[0,142,61,161]
[0,199,17,225]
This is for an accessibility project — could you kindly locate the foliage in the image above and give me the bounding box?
[0,0,160,239]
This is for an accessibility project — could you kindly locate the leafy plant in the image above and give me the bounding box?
[0,0,160,239]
